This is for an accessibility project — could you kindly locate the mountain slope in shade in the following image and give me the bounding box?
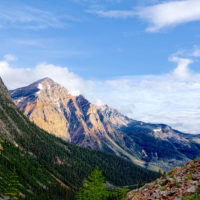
[0,76,158,199]
[10,78,200,171]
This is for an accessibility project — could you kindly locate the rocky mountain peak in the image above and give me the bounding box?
[35,77,60,90]
[97,104,131,128]
[10,77,69,101]
[9,77,133,153]
[37,77,54,83]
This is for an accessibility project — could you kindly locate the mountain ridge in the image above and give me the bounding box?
[10,77,200,171]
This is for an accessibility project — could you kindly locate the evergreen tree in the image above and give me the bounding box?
[0,166,6,197]
[0,153,8,197]
[137,179,143,189]
[107,187,128,200]
[162,171,167,179]
[4,168,20,200]
[158,169,162,178]
[77,167,108,200]
[118,187,128,200]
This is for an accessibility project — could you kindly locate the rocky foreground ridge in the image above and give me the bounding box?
[128,158,200,200]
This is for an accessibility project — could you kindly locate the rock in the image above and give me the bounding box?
[127,159,200,200]
[186,186,196,193]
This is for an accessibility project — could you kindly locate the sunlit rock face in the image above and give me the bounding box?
[10,78,200,171]
[10,78,72,141]
[10,78,131,148]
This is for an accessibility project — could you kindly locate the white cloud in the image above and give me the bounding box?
[169,56,193,79]
[170,47,200,58]
[15,40,43,47]
[90,0,200,32]
[0,6,64,29]
[138,0,200,32]
[88,9,136,18]
[192,48,200,57]
[1,54,200,134]
[4,54,17,61]
[0,61,87,95]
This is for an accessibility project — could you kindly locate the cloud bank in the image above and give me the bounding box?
[1,54,200,134]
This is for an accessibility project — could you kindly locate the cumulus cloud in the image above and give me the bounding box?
[169,56,193,79]
[1,54,200,134]
[0,61,88,95]
[90,0,200,32]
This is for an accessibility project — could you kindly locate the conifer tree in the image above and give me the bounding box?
[162,171,167,179]
[77,167,108,200]
[0,165,5,197]
[118,187,128,200]
[137,179,143,189]
[110,187,128,200]
[0,154,7,197]
[158,169,162,178]
[4,168,20,200]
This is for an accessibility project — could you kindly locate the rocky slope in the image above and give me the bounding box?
[127,158,200,200]
[10,78,200,171]
[0,76,158,199]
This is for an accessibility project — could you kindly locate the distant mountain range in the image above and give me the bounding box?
[10,77,200,171]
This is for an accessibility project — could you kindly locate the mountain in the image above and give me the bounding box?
[0,76,158,199]
[9,78,138,162]
[10,78,200,171]
[128,158,200,200]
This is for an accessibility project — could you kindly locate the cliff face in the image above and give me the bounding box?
[128,158,200,200]
[10,78,200,171]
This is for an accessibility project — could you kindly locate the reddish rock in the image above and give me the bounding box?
[128,159,200,200]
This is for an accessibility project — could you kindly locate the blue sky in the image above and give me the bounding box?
[1,0,200,78]
[1,0,200,133]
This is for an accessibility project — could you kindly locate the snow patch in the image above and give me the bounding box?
[153,128,162,133]
[96,99,103,106]
[38,83,43,90]
[70,90,80,96]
